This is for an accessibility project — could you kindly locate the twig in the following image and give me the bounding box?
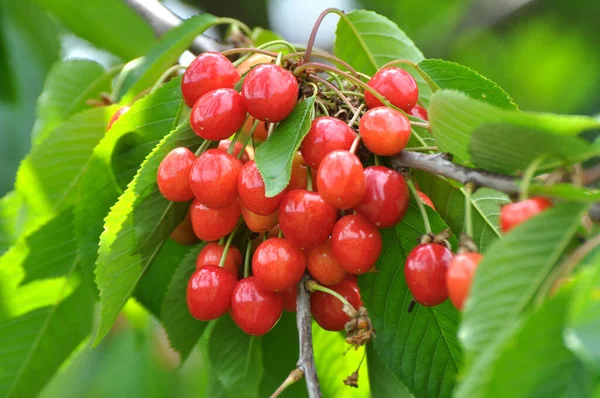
[296,274,321,397]
[270,368,304,398]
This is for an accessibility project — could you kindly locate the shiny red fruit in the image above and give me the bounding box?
[238,160,284,215]
[317,150,365,209]
[190,198,240,241]
[447,252,482,310]
[404,243,453,306]
[300,116,356,169]
[196,242,242,276]
[417,191,435,210]
[241,64,299,122]
[500,197,552,233]
[181,52,240,107]
[241,205,278,233]
[231,277,284,335]
[187,265,237,320]
[311,277,362,331]
[189,149,242,209]
[355,166,409,228]
[307,239,346,285]
[409,104,428,121]
[217,139,251,163]
[252,238,306,292]
[364,67,418,112]
[190,88,246,141]
[359,107,411,156]
[108,106,130,129]
[157,147,196,202]
[331,214,382,274]
[288,152,308,190]
[279,189,337,249]
[282,286,297,312]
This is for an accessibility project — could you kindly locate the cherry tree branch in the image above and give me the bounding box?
[296,274,321,397]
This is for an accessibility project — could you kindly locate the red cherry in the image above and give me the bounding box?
[282,286,297,312]
[317,150,365,209]
[279,189,338,249]
[409,104,428,121]
[331,214,382,275]
[447,252,482,310]
[307,239,346,285]
[196,242,242,276]
[170,210,198,245]
[217,140,251,163]
[190,88,246,141]
[359,107,411,156]
[355,166,409,228]
[417,191,435,210]
[243,116,270,141]
[181,52,240,107]
[300,116,356,169]
[364,67,418,111]
[252,238,306,292]
[157,147,196,202]
[108,106,130,129]
[241,205,278,233]
[190,198,240,241]
[231,277,284,335]
[186,265,238,320]
[404,243,453,306]
[238,160,284,215]
[189,149,242,209]
[241,64,299,122]
[311,277,362,331]
[500,197,552,233]
[288,152,308,190]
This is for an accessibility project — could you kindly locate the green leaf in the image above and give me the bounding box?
[367,344,413,398]
[255,97,315,197]
[0,192,23,255]
[250,27,283,46]
[529,183,600,203]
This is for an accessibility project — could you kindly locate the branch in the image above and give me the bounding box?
[296,274,321,397]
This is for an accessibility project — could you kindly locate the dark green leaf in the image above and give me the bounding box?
[529,183,600,203]
[367,343,412,398]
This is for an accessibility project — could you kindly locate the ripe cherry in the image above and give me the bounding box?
[181,52,240,107]
[282,286,297,312]
[238,160,284,215]
[359,107,411,156]
[355,166,409,228]
[279,189,337,249]
[196,242,242,276]
[364,67,418,112]
[404,243,453,306]
[300,116,356,169]
[307,239,346,285]
[311,277,362,331]
[189,149,242,209]
[288,152,308,190]
[190,88,246,141]
[242,116,270,141]
[500,197,552,233]
[317,150,365,209]
[217,139,251,163]
[187,265,237,320]
[409,104,428,121]
[108,106,130,129]
[331,214,382,274]
[157,147,196,202]
[447,252,482,310]
[241,64,299,122]
[231,277,284,335]
[190,198,240,241]
[252,237,306,292]
[241,205,278,233]
[170,210,198,245]
[417,191,435,210]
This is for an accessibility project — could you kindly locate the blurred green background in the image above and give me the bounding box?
[1,0,599,395]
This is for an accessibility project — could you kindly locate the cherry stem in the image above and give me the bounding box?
[349,136,361,154]
[278,228,283,238]
[324,71,345,90]
[379,59,440,92]
[111,57,143,101]
[405,146,438,152]
[463,182,474,238]
[347,103,365,128]
[275,52,283,67]
[150,64,185,94]
[308,75,356,113]
[304,8,340,64]
[243,237,252,278]
[410,121,430,130]
[315,99,329,117]
[227,121,247,155]
[194,140,211,156]
[221,47,279,59]
[288,51,360,79]
[306,167,313,191]
[238,120,259,159]
[307,281,356,311]
[322,90,364,98]
[520,154,547,201]
[218,237,225,245]
[406,178,432,234]
[219,220,242,268]
[374,155,380,166]
[270,369,305,398]
[214,17,253,38]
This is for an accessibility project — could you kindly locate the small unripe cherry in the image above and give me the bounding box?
[238,160,284,215]
[241,205,278,233]
[196,242,242,276]
[404,243,453,306]
[300,116,356,169]
[187,265,237,320]
[181,52,240,107]
[190,198,240,241]
[189,149,242,209]
[157,147,196,202]
[108,106,130,129]
[307,239,346,285]
[317,150,365,209]
[417,191,435,210]
[364,67,418,112]
[231,277,284,335]
[447,252,482,310]
[359,107,411,156]
[409,104,428,121]
[500,197,552,233]
[311,277,362,331]
[217,139,252,163]
[331,214,382,275]
[252,238,306,292]
[190,88,246,141]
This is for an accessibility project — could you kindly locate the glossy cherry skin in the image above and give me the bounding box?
[190,198,240,241]
[190,88,246,141]
[417,191,435,210]
[242,116,270,141]
[447,252,482,310]
[500,197,552,233]
[108,106,130,129]
[252,238,306,292]
[182,52,240,107]
[217,139,252,164]
[238,160,284,215]
[307,239,346,285]
[189,149,242,209]
[317,150,365,209]
[196,242,242,276]
[288,152,308,190]
[355,166,410,228]
[359,107,411,156]
[187,265,238,320]
[404,243,453,306]
[241,205,278,233]
[331,214,382,275]
[231,277,284,335]
[364,67,418,112]
[409,104,428,121]
[241,64,299,122]
[170,209,198,245]
[311,277,362,331]
[279,189,338,250]
[282,286,297,312]
[157,147,196,202]
[300,116,356,169]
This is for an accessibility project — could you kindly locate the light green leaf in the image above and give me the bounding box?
[0,192,24,255]
[367,344,413,398]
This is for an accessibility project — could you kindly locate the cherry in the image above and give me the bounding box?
[187,265,237,320]
[404,243,453,306]
[252,237,306,292]
[278,189,338,249]
[311,277,362,331]
[181,52,240,107]
[241,64,299,122]
[189,149,242,209]
[300,116,356,169]
[331,214,382,274]
[242,116,270,142]
[170,210,198,245]
[217,139,252,163]
[236,53,274,76]
[500,197,552,233]
[317,150,365,209]
[157,147,196,202]
[359,107,411,156]
[238,160,284,215]
[196,242,242,276]
[190,88,246,141]
[241,205,278,233]
[447,252,482,310]
[417,191,435,210]
[190,198,240,241]
[355,166,409,228]
[409,104,428,121]
[108,106,130,129]
[231,276,284,335]
[364,67,418,112]
[307,239,346,285]
[288,152,308,190]
[282,286,297,312]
